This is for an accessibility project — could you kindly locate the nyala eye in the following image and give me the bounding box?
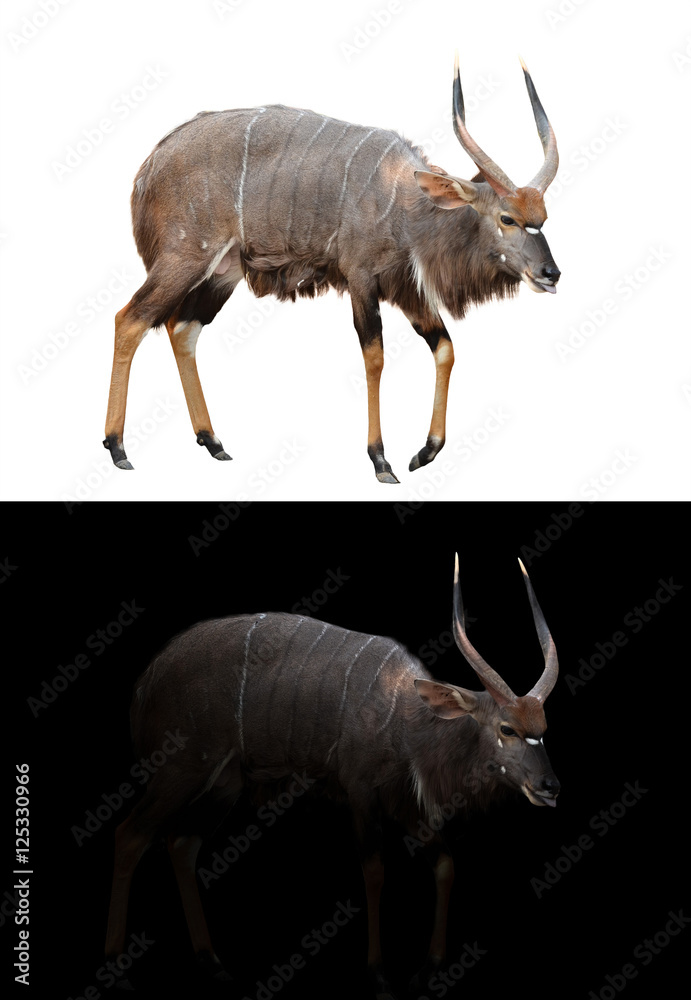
[500,725,517,737]
[500,215,516,226]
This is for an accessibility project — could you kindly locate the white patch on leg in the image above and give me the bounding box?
[173,320,203,356]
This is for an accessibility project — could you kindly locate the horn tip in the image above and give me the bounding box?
[517,557,529,577]
[454,551,459,582]
[518,54,529,73]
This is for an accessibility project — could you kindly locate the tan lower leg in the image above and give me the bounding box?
[362,854,384,967]
[104,307,149,442]
[167,834,215,956]
[166,320,214,435]
[427,338,454,444]
[429,851,454,961]
[105,817,151,960]
[361,341,384,452]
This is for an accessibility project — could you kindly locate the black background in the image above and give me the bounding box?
[4,502,688,999]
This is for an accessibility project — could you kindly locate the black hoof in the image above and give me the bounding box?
[196,949,232,983]
[196,430,232,462]
[368,962,399,999]
[103,435,133,470]
[408,957,443,998]
[409,436,444,472]
[368,440,399,484]
[376,470,400,484]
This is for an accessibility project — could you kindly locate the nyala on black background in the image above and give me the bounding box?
[4,501,688,999]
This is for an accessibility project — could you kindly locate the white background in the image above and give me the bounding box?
[1,0,689,501]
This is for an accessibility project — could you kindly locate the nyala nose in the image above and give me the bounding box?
[541,775,561,796]
[542,264,561,283]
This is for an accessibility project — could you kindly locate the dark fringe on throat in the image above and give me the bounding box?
[406,708,511,827]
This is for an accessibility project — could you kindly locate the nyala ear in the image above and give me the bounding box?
[414,170,479,209]
[414,679,479,718]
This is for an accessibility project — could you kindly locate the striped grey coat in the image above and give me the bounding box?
[131,611,442,823]
[132,104,441,321]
